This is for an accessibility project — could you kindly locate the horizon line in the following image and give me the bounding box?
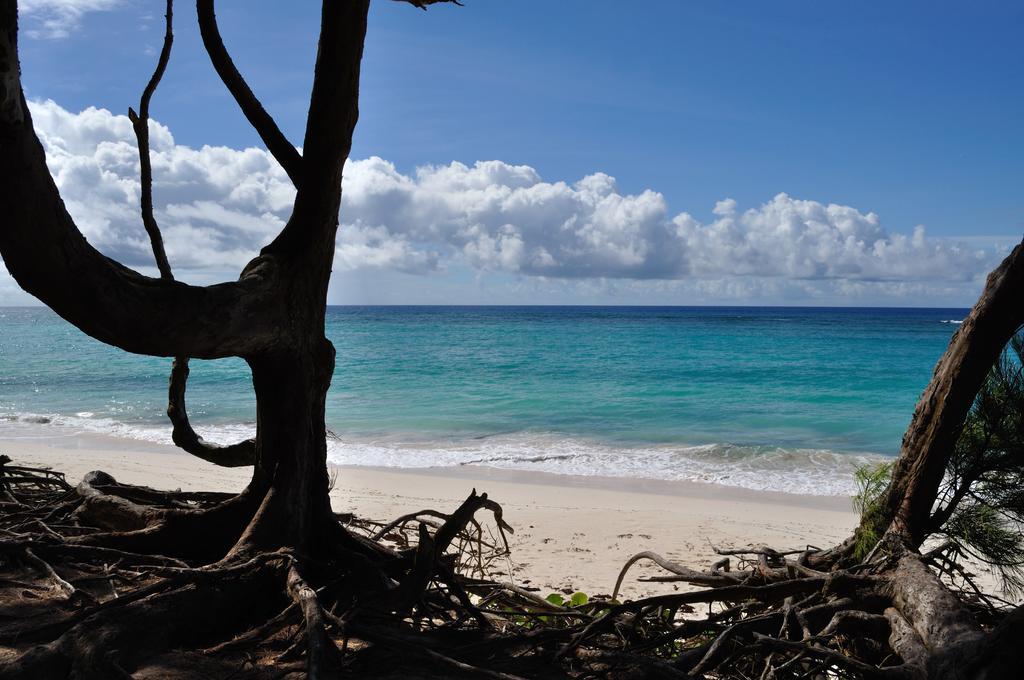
[2,303,974,311]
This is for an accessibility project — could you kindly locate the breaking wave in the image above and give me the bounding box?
[0,412,883,497]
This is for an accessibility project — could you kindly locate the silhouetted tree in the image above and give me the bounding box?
[2,0,464,564]
[2,0,1022,676]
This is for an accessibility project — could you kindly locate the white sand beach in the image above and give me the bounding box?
[2,431,858,600]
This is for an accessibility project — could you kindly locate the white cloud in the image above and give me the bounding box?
[6,99,1009,306]
[339,155,996,285]
[19,0,123,39]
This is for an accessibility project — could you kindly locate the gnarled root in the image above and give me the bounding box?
[3,558,283,679]
[0,462,528,678]
[602,538,1020,679]
[4,460,1019,679]
[66,470,266,563]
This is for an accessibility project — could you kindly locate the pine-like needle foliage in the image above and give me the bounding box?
[852,461,894,559]
[931,333,1024,594]
[853,333,1024,586]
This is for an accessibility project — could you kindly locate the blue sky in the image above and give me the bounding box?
[6,0,1023,306]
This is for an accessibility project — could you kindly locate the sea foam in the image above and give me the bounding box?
[0,412,883,497]
[323,432,883,497]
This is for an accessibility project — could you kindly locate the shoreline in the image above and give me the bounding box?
[1,430,858,598]
[1,414,882,498]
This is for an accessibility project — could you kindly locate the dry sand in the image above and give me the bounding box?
[2,432,858,600]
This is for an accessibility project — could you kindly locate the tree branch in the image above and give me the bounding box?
[265,0,370,257]
[167,358,256,467]
[123,4,255,462]
[392,0,465,8]
[0,5,283,359]
[129,0,174,280]
[613,551,738,600]
[873,240,1024,547]
[265,0,461,259]
[196,0,302,186]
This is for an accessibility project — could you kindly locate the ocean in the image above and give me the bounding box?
[0,306,966,496]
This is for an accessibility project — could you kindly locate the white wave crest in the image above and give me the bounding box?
[323,432,885,496]
[1,411,883,497]
[0,410,255,447]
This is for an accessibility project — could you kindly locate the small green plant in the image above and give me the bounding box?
[569,591,588,607]
[851,461,894,559]
[544,591,589,608]
[517,592,594,628]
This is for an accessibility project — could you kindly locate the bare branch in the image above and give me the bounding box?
[392,0,464,9]
[287,565,337,680]
[0,99,282,357]
[1,1,288,359]
[196,0,302,185]
[167,358,255,467]
[266,0,370,257]
[748,633,920,679]
[22,547,75,598]
[613,551,739,600]
[125,7,254,464]
[128,0,174,280]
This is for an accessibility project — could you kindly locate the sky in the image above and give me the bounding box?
[3,0,1022,306]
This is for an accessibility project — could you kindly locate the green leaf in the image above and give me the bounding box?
[569,591,589,607]
[545,593,565,606]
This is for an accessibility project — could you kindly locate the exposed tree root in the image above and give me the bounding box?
[0,458,1019,679]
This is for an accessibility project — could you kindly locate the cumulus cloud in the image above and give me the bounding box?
[19,0,123,39]
[12,99,1006,304]
[31,100,293,271]
[339,156,996,285]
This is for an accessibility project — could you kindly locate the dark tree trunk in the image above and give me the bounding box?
[3,1,1021,677]
[853,242,1024,677]
[865,240,1024,548]
[0,0,372,562]
[231,343,337,557]
[0,3,483,676]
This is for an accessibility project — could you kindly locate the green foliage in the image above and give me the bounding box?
[544,591,588,608]
[851,334,1024,587]
[508,591,597,628]
[934,332,1024,594]
[852,461,894,560]
[569,591,588,607]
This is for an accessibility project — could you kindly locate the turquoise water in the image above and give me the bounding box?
[0,306,965,495]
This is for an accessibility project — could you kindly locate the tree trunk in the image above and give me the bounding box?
[0,0,371,562]
[229,339,337,558]
[865,240,1024,547]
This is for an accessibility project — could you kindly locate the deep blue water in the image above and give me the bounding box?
[0,306,966,494]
